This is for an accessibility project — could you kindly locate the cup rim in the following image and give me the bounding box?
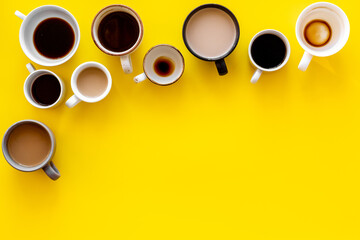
[295,2,350,57]
[70,61,112,103]
[142,44,185,86]
[24,69,64,109]
[2,120,55,172]
[91,4,144,56]
[18,5,81,67]
[248,29,291,72]
[182,3,240,62]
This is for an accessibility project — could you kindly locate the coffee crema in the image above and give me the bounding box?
[7,122,51,167]
[31,74,61,106]
[77,67,108,98]
[185,8,237,58]
[153,57,175,77]
[304,20,332,47]
[34,18,75,59]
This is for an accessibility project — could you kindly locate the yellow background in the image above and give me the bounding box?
[0,0,359,239]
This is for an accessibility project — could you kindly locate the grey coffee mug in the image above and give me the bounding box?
[2,120,60,180]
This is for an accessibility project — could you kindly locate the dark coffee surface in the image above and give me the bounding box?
[98,12,139,52]
[251,34,286,69]
[34,18,75,59]
[153,57,175,77]
[31,74,61,106]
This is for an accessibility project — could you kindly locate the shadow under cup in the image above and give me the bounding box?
[183,4,240,76]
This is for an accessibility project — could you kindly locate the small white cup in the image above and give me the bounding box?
[24,63,65,109]
[91,5,144,74]
[249,29,290,84]
[66,62,112,108]
[296,2,350,71]
[15,5,80,66]
[134,44,185,86]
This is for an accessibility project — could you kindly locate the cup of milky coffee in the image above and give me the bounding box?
[296,2,350,71]
[66,62,112,108]
[15,5,80,66]
[2,120,60,180]
[183,4,240,76]
[92,5,144,74]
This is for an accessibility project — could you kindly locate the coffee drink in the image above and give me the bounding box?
[34,18,75,59]
[98,12,139,52]
[251,34,287,69]
[77,67,108,97]
[6,122,51,167]
[185,7,237,58]
[153,57,175,77]
[304,20,332,47]
[31,74,61,106]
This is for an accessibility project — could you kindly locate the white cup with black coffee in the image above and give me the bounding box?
[248,29,290,84]
[296,2,350,71]
[24,63,65,109]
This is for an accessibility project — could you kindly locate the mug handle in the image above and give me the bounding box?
[66,95,81,108]
[26,63,36,73]
[15,10,26,20]
[43,161,60,181]
[298,51,313,72]
[120,55,133,74]
[215,59,228,76]
[251,69,263,84]
[134,73,147,83]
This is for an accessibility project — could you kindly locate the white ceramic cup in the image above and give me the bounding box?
[296,2,350,71]
[66,62,112,108]
[249,29,290,84]
[91,5,144,74]
[24,63,65,109]
[15,5,80,66]
[134,44,185,86]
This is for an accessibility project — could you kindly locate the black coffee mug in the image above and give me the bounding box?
[182,4,240,76]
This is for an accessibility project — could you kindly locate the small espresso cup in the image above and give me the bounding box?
[2,120,60,180]
[66,62,112,108]
[183,4,240,76]
[134,44,185,86]
[92,4,144,74]
[296,2,350,71]
[24,63,65,109]
[15,5,80,66]
[248,29,290,84]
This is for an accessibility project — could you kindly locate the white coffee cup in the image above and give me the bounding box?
[134,44,185,86]
[296,2,350,71]
[24,63,65,109]
[91,5,144,74]
[249,29,290,84]
[66,62,112,108]
[15,5,80,66]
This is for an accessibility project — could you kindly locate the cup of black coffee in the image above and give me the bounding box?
[248,29,290,84]
[183,4,240,76]
[24,63,65,109]
[92,5,144,74]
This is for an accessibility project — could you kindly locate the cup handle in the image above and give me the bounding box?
[26,63,36,73]
[298,51,313,72]
[42,161,60,181]
[251,69,262,84]
[134,73,147,83]
[120,55,133,74]
[15,10,26,20]
[215,58,228,76]
[66,95,81,108]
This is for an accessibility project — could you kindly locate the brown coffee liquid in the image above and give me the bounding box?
[31,74,61,106]
[153,57,175,77]
[34,18,75,59]
[304,20,332,47]
[98,12,139,52]
[7,123,51,167]
[77,67,108,97]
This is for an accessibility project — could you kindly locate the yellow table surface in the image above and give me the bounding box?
[1,0,360,239]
